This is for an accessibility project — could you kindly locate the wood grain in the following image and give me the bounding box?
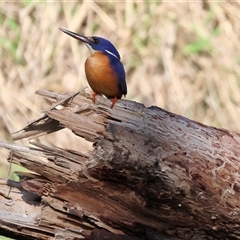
[1,90,240,239]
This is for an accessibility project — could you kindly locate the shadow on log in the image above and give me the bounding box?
[0,89,240,240]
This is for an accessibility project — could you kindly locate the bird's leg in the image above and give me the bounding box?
[91,92,97,103]
[110,97,118,108]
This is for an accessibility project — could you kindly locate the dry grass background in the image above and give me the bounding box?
[0,1,240,178]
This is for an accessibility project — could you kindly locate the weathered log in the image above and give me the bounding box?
[0,89,240,240]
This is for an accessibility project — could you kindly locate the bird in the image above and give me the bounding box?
[60,28,127,108]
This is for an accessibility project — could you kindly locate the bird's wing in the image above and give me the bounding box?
[116,61,127,95]
[108,54,127,96]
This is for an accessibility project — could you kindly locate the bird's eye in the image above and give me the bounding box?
[93,38,100,44]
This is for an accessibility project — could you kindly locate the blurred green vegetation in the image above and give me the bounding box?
[0,10,23,64]
[184,8,220,56]
[0,236,15,240]
[0,158,26,181]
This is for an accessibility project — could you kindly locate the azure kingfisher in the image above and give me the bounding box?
[60,28,127,108]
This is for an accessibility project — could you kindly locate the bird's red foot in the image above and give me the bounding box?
[91,92,97,103]
[110,97,118,108]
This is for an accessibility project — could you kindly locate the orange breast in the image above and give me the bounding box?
[85,52,121,98]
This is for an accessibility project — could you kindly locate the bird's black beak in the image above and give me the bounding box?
[59,28,92,45]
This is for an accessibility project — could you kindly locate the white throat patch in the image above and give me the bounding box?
[85,44,97,54]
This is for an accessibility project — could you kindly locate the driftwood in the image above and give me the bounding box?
[0,89,240,240]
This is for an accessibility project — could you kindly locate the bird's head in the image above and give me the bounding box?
[60,28,121,60]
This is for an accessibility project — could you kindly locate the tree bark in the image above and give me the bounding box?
[0,89,240,240]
